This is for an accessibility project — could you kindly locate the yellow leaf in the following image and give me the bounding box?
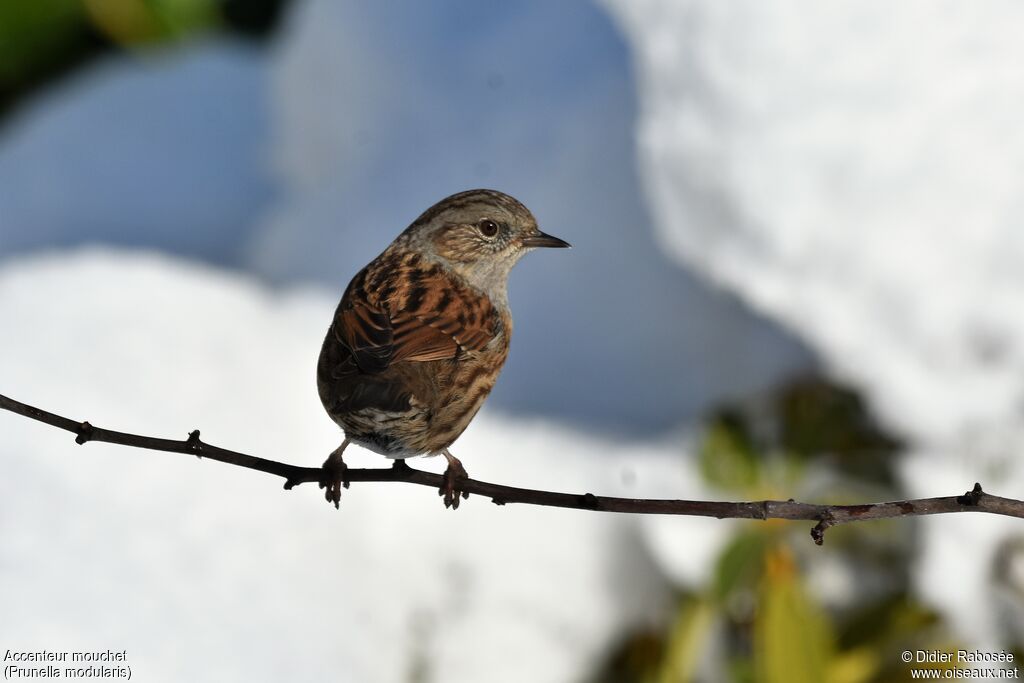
[656,596,716,683]
[754,546,834,683]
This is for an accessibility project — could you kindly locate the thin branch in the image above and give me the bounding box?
[2,391,1022,545]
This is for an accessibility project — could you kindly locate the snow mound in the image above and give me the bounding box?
[0,249,692,682]
[603,0,1024,649]
[604,0,1024,452]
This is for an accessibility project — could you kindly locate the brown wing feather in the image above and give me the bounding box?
[336,254,496,372]
[335,270,394,373]
[389,316,457,362]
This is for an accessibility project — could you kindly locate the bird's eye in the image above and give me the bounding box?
[478,219,499,238]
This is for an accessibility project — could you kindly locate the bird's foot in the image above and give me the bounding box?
[439,450,470,510]
[319,441,350,509]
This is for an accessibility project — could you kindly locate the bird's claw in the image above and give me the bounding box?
[319,457,349,510]
[439,459,470,510]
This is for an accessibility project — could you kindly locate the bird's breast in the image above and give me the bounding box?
[416,339,508,451]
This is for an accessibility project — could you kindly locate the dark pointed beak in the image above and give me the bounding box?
[522,231,571,249]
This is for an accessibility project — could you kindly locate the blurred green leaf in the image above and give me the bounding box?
[0,0,86,87]
[150,0,219,37]
[754,546,833,683]
[837,595,964,682]
[655,596,715,683]
[840,595,942,652]
[594,376,968,683]
[588,628,665,683]
[713,529,768,604]
[775,377,902,483]
[699,416,760,492]
[828,648,879,683]
[83,0,218,45]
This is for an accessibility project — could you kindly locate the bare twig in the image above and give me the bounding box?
[2,392,1022,545]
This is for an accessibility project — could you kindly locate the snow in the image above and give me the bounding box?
[0,42,275,266]
[604,0,1024,453]
[246,0,816,433]
[0,7,785,675]
[0,1,813,436]
[10,0,999,670]
[902,449,1024,648]
[603,0,1024,648]
[0,249,689,682]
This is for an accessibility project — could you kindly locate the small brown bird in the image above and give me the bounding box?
[317,189,570,508]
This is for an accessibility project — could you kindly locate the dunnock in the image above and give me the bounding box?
[317,189,570,508]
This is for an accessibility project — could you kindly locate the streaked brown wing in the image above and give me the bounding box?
[389,316,459,362]
[334,269,394,373]
[336,259,496,372]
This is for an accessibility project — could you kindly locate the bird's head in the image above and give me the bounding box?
[401,189,570,303]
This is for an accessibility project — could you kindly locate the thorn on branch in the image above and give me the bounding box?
[581,492,599,510]
[811,512,835,546]
[75,421,93,445]
[491,498,506,506]
[957,482,984,506]
[187,430,203,457]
